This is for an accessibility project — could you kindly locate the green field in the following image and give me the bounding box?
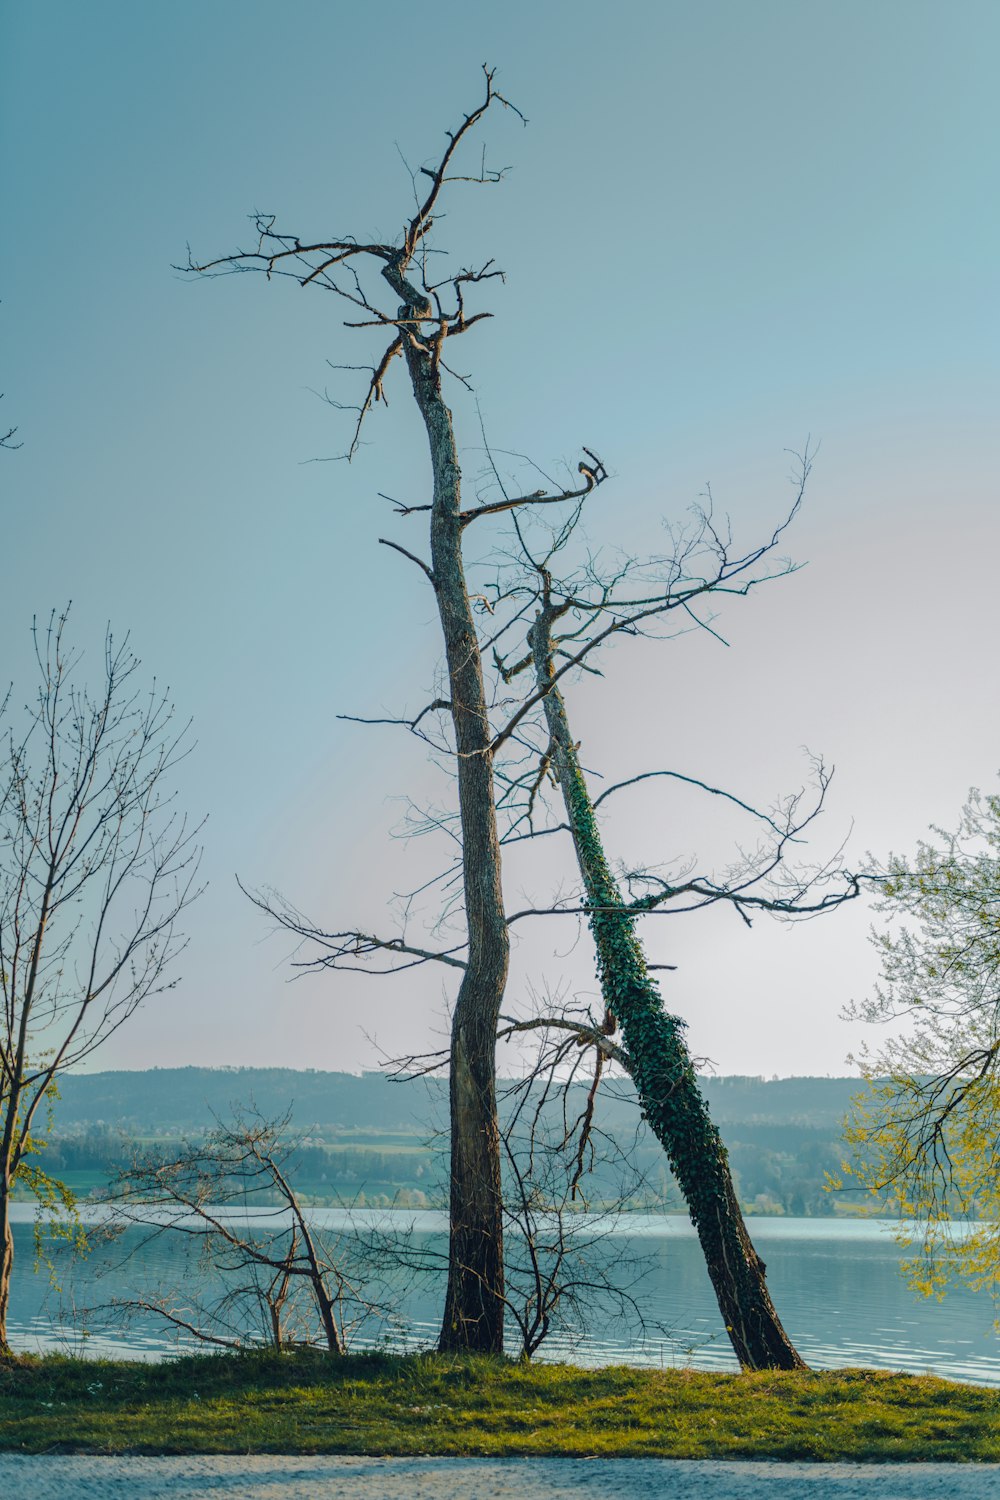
[1,1351,997,1460]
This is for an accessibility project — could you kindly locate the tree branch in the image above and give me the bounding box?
[460,448,607,527]
[238,880,467,974]
[378,537,435,585]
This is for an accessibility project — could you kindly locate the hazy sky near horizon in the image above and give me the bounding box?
[3,0,998,1078]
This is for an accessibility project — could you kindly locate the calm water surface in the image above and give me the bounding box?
[8,1207,999,1384]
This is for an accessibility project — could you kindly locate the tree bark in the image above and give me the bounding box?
[528,606,806,1371]
[0,1076,21,1357]
[0,1180,13,1356]
[388,276,510,1354]
[314,1278,344,1356]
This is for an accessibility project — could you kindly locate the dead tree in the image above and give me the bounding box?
[94,1110,375,1353]
[186,71,613,1354]
[0,611,200,1355]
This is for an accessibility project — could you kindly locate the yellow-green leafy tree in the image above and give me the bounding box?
[844,787,1000,1306]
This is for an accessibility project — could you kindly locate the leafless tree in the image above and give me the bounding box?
[0,610,200,1354]
[184,68,607,1354]
[469,460,860,1369]
[384,454,859,1366]
[93,1109,387,1353]
[523,573,803,1362]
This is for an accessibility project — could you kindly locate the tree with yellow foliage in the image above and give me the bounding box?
[844,787,1000,1306]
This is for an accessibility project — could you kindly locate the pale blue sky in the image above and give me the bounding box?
[3,0,998,1075]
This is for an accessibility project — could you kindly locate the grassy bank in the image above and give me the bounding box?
[1,1350,998,1459]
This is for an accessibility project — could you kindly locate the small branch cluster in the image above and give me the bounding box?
[94,1108,388,1353]
[184,66,525,462]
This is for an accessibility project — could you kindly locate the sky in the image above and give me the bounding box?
[2,0,998,1078]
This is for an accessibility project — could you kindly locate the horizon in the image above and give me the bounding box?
[62,1063,863,1083]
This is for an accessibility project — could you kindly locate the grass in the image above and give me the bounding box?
[1,1349,998,1459]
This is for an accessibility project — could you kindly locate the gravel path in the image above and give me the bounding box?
[1,1456,998,1498]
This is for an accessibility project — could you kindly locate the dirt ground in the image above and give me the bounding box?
[2,1456,999,1499]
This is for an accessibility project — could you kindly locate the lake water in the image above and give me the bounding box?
[7,1206,999,1384]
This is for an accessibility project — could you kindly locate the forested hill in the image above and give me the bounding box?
[39,1068,870,1216]
[56,1068,446,1133]
[54,1067,862,1134]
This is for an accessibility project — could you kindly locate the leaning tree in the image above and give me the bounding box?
[416,450,858,1369]
[0,611,200,1354]
[497,481,861,1369]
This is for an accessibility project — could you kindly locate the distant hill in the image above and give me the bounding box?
[700,1074,864,1128]
[54,1067,448,1134]
[40,1068,869,1216]
[54,1067,862,1134]
[54,1068,863,1134]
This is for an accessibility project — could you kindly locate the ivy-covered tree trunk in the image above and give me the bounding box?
[528,605,805,1372]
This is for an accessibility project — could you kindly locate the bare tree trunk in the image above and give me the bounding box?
[392,292,510,1355]
[528,606,806,1371]
[286,1185,345,1356]
[0,1179,13,1356]
[185,73,531,1359]
[314,1279,344,1356]
[0,1080,20,1357]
